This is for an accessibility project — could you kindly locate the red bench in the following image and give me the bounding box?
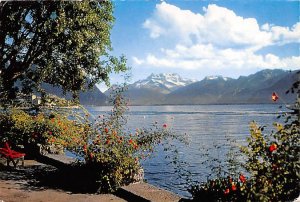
[0,142,25,168]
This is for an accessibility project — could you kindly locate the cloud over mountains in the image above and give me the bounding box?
[133,3,300,71]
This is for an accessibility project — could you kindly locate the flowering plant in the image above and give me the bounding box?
[189,174,248,202]
[188,96,299,201]
[0,84,179,193]
[239,118,299,201]
[66,86,178,193]
[0,108,85,156]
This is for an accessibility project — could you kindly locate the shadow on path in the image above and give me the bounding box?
[0,156,100,194]
[114,188,151,202]
[0,157,189,201]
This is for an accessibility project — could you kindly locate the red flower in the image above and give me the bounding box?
[105,139,110,145]
[239,174,246,183]
[224,188,230,195]
[104,128,109,133]
[129,139,133,144]
[272,92,279,102]
[163,124,167,128]
[231,184,237,191]
[89,153,94,159]
[83,145,87,152]
[269,143,277,152]
[49,131,53,135]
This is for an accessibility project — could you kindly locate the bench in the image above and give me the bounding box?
[0,142,25,168]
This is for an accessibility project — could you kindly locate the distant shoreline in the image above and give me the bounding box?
[85,103,287,107]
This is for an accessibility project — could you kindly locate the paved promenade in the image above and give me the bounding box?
[0,159,182,202]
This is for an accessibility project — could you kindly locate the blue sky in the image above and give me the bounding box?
[99,0,299,91]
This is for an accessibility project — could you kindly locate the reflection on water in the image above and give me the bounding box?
[87,104,286,197]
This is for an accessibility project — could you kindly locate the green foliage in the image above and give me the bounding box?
[0,84,178,193]
[0,0,127,102]
[240,118,300,201]
[189,99,299,201]
[0,108,84,155]
[189,175,248,202]
[189,116,299,201]
[66,85,178,193]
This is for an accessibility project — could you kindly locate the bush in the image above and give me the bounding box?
[68,87,177,193]
[189,105,299,201]
[189,175,248,202]
[0,85,181,193]
[0,108,84,156]
[240,118,299,201]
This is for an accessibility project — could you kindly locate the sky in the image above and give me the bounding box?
[99,0,299,91]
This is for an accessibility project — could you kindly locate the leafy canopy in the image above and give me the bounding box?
[0,0,127,100]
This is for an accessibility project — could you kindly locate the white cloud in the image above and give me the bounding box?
[269,22,300,45]
[143,2,202,44]
[143,3,276,49]
[135,44,300,70]
[135,2,300,72]
[132,57,144,65]
[143,20,165,38]
[143,3,300,49]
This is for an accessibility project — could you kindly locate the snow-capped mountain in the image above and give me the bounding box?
[103,69,297,105]
[165,69,297,104]
[104,73,197,105]
[132,73,197,92]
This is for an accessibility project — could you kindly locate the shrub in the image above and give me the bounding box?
[240,118,299,201]
[189,175,248,202]
[0,108,84,156]
[0,85,181,193]
[189,105,299,201]
[66,86,178,193]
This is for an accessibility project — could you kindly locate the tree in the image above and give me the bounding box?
[0,0,127,102]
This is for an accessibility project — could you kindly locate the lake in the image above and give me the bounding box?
[85,104,288,197]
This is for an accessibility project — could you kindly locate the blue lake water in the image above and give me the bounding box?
[85,104,288,197]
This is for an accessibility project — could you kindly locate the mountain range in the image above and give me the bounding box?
[41,69,299,105]
[104,69,299,105]
[104,73,196,105]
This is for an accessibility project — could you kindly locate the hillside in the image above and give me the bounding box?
[104,69,298,105]
[164,69,298,105]
[42,84,107,106]
[105,73,196,105]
